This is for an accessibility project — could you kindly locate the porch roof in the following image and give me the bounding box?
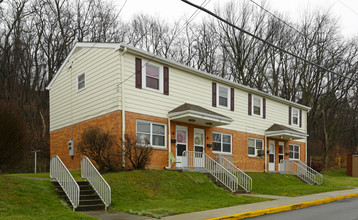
[265,124,308,140]
[168,103,233,127]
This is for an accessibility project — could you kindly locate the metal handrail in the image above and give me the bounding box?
[217,155,252,192]
[50,155,80,210]
[81,157,111,209]
[284,160,323,185]
[182,151,239,192]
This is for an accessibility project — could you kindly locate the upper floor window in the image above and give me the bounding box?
[289,144,300,160]
[248,138,263,157]
[144,63,162,92]
[212,132,232,154]
[291,108,299,126]
[252,95,262,117]
[77,73,86,91]
[218,85,230,108]
[136,120,166,148]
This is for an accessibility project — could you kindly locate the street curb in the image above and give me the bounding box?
[207,193,358,220]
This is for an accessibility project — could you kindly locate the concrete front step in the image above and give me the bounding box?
[52,181,105,211]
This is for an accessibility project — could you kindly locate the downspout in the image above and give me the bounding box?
[165,116,171,169]
[120,46,127,168]
[264,135,267,172]
[305,136,308,164]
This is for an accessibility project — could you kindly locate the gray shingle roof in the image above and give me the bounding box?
[169,103,231,120]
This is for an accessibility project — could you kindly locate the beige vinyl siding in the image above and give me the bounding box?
[123,52,307,141]
[49,47,121,131]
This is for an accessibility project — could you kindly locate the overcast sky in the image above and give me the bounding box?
[116,0,358,38]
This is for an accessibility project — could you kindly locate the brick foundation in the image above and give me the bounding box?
[50,110,306,172]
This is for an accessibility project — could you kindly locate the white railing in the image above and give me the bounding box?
[81,157,111,209]
[50,155,80,210]
[284,160,323,185]
[217,155,252,192]
[182,151,239,192]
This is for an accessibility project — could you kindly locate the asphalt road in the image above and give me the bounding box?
[250,197,358,220]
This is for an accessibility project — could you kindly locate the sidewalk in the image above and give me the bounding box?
[161,188,358,220]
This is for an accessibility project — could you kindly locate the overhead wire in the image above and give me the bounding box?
[180,0,358,83]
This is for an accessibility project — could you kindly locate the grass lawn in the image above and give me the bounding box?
[7,170,84,181]
[103,170,269,218]
[0,175,95,220]
[249,169,358,197]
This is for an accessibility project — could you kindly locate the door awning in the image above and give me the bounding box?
[265,124,308,140]
[168,103,233,127]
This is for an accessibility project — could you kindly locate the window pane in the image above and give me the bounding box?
[213,133,221,142]
[219,86,228,98]
[254,97,261,107]
[294,152,299,160]
[248,146,255,155]
[223,135,231,143]
[254,106,261,115]
[294,145,299,152]
[177,130,186,143]
[293,117,298,125]
[137,121,150,133]
[177,144,186,156]
[152,124,165,135]
[223,144,231,153]
[152,135,165,146]
[146,76,159,89]
[78,74,85,82]
[78,81,85,90]
[194,133,203,146]
[256,140,263,150]
[213,142,221,151]
[248,139,254,147]
[137,133,150,145]
[269,154,274,163]
[146,65,159,78]
[289,152,293,159]
[289,145,293,151]
[219,97,228,106]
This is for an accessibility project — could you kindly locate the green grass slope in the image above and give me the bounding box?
[104,170,268,218]
[249,169,358,197]
[0,175,95,220]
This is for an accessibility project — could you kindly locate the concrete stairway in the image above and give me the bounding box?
[53,181,105,211]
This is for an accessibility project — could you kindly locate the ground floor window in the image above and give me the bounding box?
[248,138,263,156]
[136,120,166,148]
[289,144,300,160]
[212,132,232,153]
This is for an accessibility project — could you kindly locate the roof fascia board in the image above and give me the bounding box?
[168,110,233,123]
[265,130,308,137]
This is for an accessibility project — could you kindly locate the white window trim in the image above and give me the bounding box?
[136,119,167,149]
[77,72,86,92]
[217,84,231,110]
[289,144,300,160]
[142,61,163,93]
[291,107,300,126]
[251,95,263,117]
[248,137,264,157]
[212,132,232,154]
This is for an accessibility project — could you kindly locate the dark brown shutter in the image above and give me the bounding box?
[299,109,302,127]
[230,88,234,111]
[248,93,252,115]
[135,57,142,89]
[212,82,216,107]
[289,106,292,125]
[163,66,169,95]
[263,98,266,119]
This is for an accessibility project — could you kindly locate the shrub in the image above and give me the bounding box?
[78,127,120,172]
[310,160,324,173]
[119,134,153,170]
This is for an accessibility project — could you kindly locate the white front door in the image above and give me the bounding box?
[194,128,205,167]
[278,142,285,172]
[268,140,275,172]
[176,126,187,168]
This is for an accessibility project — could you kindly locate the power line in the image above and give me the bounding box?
[181,0,358,83]
[337,0,358,16]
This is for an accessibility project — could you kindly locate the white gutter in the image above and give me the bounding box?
[120,46,127,168]
[165,117,171,169]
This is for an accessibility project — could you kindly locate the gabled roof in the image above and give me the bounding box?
[46,42,311,111]
[265,123,308,140]
[168,103,233,127]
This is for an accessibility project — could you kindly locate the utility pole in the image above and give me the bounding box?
[32,150,41,173]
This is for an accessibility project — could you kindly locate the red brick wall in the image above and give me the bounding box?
[50,110,307,172]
